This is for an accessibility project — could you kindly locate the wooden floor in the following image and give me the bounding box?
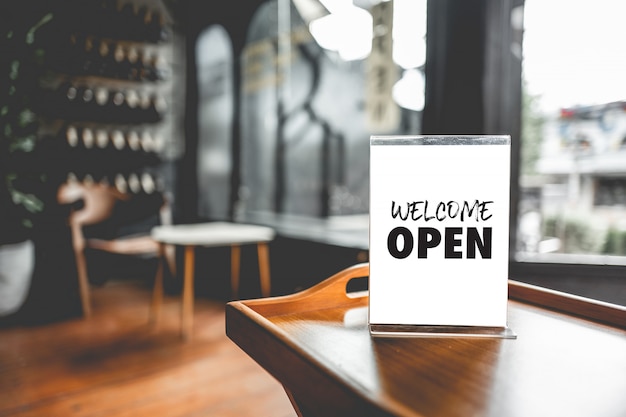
[0,280,298,417]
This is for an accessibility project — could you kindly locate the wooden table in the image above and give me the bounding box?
[226,263,626,417]
[151,222,275,340]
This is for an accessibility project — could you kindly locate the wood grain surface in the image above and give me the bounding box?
[0,280,296,417]
[227,263,626,417]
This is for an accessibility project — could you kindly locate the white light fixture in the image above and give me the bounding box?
[392,68,425,111]
[392,0,427,69]
[292,0,330,23]
[308,0,373,61]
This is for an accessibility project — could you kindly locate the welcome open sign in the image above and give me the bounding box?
[369,136,514,337]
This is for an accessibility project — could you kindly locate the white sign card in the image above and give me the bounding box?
[369,136,515,337]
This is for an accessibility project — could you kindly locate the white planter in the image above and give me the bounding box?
[0,240,34,316]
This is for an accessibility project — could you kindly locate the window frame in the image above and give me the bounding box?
[424,0,625,306]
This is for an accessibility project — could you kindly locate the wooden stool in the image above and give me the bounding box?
[150,222,275,340]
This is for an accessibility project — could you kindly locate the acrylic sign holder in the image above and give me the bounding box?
[369,135,515,338]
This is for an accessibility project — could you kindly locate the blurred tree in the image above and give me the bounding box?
[520,81,544,176]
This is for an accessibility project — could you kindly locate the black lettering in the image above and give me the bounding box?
[479,201,494,221]
[461,200,479,221]
[410,201,424,221]
[387,227,413,259]
[447,201,460,218]
[444,227,463,258]
[436,202,447,221]
[467,227,492,258]
[424,201,435,221]
[391,201,408,220]
[417,227,441,258]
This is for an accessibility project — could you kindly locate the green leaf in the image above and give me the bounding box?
[26,12,54,44]
[10,189,44,214]
[8,135,36,152]
[9,60,19,80]
[18,109,35,126]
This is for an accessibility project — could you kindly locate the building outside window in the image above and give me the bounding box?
[518,0,626,267]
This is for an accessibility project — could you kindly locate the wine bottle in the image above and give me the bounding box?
[126,89,140,110]
[145,10,169,42]
[127,47,140,80]
[83,173,95,186]
[123,89,140,123]
[82,37,97,75]
[114,44,127,79]
[66,34,84,75]
[67,172,79,184]
[96,129,109,148]
[64,83,77,100]
[80,87,95,120]
[66,125,79,148]
[153,54,169,81]
[127,130,141,151]
[146,93,167,122]
[95,87,109,107]
[133,49,146,81]
[118,3,138,40]
[136,5,150,41]
[108,89,126,122]
[154,132,165,153]
[115,173,128,194]
[128,173,141,193]
[61,83,80,119]
[82,127,95,149]
[97,40,112,77]
[141,172,156,194]
[112,130,126,150]
[140,131,155,152]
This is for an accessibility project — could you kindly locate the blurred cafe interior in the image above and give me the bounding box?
[1,0,625,416]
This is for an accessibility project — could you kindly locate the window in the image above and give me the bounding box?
[239,0,426,218]
[196,26,234,220]
[193,0,624,305]
[513,0,626,305]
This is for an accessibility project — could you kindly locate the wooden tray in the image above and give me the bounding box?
[226,263,626,417]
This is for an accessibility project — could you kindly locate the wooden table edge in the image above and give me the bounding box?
[225,263,626,416]
[508,279,626,329]
[225,300,408,417]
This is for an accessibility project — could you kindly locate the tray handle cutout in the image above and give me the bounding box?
[243,263,370,315]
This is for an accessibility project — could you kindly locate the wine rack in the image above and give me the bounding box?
[44,83,167,123]
[47,35,170,82]
[37,0,182,197]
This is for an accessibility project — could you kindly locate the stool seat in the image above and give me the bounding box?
[152,222,275,246]
[150,221,275,340]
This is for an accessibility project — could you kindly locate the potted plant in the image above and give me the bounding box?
[0,3,53,317]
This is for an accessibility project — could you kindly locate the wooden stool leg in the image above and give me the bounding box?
[70,222,91,317]
[257,242,271,297]
[182,245,195,341]
[230,245,241,298]
[149,243,165,328]
[74,248,92,317]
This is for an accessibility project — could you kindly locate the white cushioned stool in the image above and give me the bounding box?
[150,222,275,340]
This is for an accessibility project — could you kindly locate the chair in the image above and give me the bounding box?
[58,181,174,317]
